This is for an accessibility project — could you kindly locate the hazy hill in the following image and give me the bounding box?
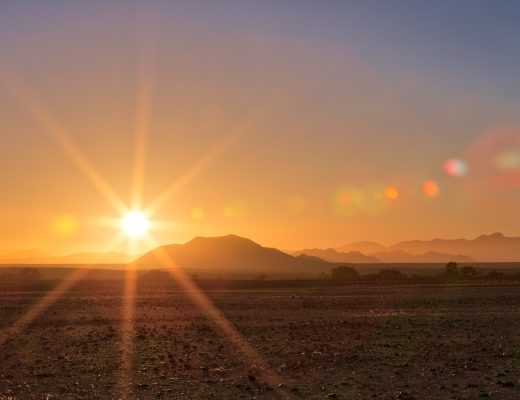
[48,252,129,264]
[390,233,520,261]
[370,250,474,263]
[0,250,128,265]
[335,241,386,254]
[0,248,50,263]
[136,234,331,273]
[294,248,380,263]
[335,233,520,262]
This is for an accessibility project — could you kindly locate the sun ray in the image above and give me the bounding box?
[144,91,287,217]
[0,228,131,348]
[131,19,156,211]
[0,68,128,215]
[117,266,138,399]
[140,235,292,398]
[0,267,90,347]
[144,131,238,217]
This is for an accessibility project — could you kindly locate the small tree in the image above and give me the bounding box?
[375,269,406,280]
[330,265,359,280]
[445,262,459,278]
[486,270,504,279]
[460,265,477,278]
[254,273,268,281]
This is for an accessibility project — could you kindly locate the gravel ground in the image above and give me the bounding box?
[0,282,519,399]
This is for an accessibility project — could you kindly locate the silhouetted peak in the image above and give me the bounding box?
[475,232,504,241]
[185,234,260,248]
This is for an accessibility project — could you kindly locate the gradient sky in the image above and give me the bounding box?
[0,1,519,255]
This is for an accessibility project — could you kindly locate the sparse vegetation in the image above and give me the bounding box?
[485,270,505,279]
[254,273,268,281]
[138,269,170,283]
[445,261,459,278]
[362,269,408,281]
[460,265,477,277]
[330,265,359,280]
[443,262,482,280]
[0,267,47,289]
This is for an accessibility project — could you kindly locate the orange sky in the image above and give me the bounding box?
[0,2,519,255]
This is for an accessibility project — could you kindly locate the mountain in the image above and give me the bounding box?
[0,250,128,264]
[335,241,386,254]
[370,250,474,263]
[335,233,520,262]
[294,248,380,263]
[136,234,331,273]
[0,249,50,263]
[390,233,520,261]
[47,252,129,264]
[295,247,472,263]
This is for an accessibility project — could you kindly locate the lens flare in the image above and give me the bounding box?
[190,207,204,220]
[334,184,389,216]
[223,201,247,218]
[422,180,439,197]
[384,186,399,200]
[443,158,467,177]
[467,127,520,188]
[494,150,520,171]
[51,215,78,237]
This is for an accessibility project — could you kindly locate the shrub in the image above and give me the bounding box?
[460,265,477,277]
[375,269,406,280]
[486,270,504,279]
[330,265,359,280]
[445,261,459,278]
[139,269,170,282]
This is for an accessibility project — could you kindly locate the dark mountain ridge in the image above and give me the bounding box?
[333,233,520,262]
[136,234,331,273]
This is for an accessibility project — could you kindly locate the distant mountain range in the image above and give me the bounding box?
[293,247,474,263]
[136,234,330,273]
[293,248,380,263]
[0,249,128,264]
[317,232,519,263]
[369,250,473,263]
[335,241,387,254]
[384,233,519,262]
[1,232,518,267]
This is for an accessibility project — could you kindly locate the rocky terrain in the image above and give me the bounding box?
[0,281,519,399]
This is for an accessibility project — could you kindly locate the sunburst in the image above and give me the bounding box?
[0,36,289,400]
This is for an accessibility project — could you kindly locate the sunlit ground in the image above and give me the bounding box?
[1,282,520,398]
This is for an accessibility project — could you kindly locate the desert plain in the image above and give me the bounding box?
[1,279,519,400]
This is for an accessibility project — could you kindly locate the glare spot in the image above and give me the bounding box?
[443,158,467,177]
[422,180,439,197]
[466,126,520,188]
[287,195,306,212]
[384,186,399,200]
[51,215,78,237]
[223,201,247,218]
[190,207,204,220]
[334,184,388,216]
[494,150,520,170]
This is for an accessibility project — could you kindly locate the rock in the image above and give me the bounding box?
[397,392,416,400]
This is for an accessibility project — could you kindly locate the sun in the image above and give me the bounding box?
[121,211,149,237]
